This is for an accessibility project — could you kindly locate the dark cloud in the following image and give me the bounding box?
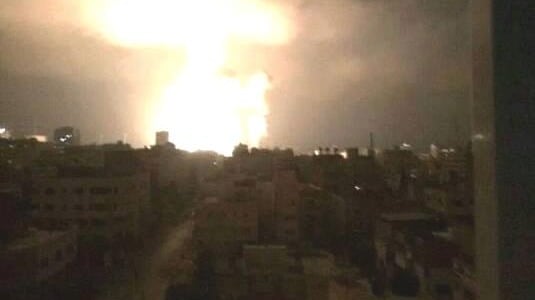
[262,0,471,151]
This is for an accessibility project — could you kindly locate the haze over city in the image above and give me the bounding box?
[1,1,534,300]
[0,0,470,154]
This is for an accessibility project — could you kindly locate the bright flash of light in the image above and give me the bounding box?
[85,0,293,155]
[154,72,270,154]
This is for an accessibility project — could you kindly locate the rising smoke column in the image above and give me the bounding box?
[84,0,294,154]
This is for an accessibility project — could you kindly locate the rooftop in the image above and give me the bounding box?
[7,228,71,251]
[243,244,287,250]
[380,212,434,222]
[204,196,220,204]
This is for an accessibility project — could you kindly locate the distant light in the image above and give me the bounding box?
[314,150,320,156]
[0,128,5,134]
[473,133,485,141]
[354,185,361,191]
[340,151,348,159]
[401,142,412,149]
[213,161,217,165]
[25,135,47,142]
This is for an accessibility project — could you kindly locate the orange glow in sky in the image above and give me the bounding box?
[85,0,293,155]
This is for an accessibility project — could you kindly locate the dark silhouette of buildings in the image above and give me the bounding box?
[156,131,169,146]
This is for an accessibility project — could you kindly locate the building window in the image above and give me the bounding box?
[78,219,88,227]
[91,218,106,226]
[285,215,296,221]
[55,249,63,261]
[90,187,113,195]
[285,229,295,235]
[40,257,49,268]
[464,289,475,300]
[434,284,452,296]
[93,203,108,212]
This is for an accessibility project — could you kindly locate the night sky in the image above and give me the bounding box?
[0,0,471,153]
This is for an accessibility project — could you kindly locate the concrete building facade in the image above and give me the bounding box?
[273,170,301,244]
[0,228,77,289]
[472,0,535,298]
[30,173,150,239]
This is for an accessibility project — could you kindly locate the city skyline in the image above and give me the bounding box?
[0,0,471,153]
[1,0,534,299]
